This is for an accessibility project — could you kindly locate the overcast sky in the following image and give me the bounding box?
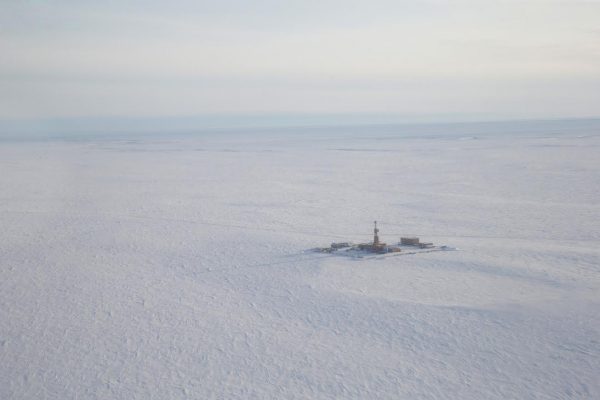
[1,0,599,121]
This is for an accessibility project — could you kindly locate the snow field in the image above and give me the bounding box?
[1,123,599,399]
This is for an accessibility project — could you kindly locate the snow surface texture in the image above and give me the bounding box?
[1,121,599,399]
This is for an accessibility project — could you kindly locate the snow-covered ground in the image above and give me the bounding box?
[1,121,599,399]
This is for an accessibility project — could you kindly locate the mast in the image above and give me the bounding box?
[373,220,380,245]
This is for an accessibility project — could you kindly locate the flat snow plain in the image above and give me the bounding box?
[1,121,599,399]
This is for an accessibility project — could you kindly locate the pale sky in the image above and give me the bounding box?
[1,0,599,121]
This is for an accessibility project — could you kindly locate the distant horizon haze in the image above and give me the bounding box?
[1,1,599,121]
[1,114,599,140]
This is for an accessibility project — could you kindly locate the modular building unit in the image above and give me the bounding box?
[401,237,420,246]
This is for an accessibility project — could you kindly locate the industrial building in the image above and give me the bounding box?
[318,221,436,255]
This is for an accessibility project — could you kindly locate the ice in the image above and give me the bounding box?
[1,121,599,399]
